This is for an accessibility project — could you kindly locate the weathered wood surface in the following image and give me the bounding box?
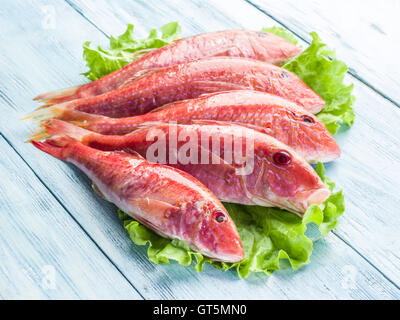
[0,136,141,299]
[0,0,399,299]
[248,0,400,106]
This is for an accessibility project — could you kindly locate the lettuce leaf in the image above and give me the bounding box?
[82,22,181,81]
[261,26,299,45]
[282,32,356,134]
[119,162,344,278]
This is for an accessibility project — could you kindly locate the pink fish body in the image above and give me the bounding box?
[40,120,330,215]
[60,91,339,163]
[32,137,244,262]
[26,57,324,124]
[34,30,301,105]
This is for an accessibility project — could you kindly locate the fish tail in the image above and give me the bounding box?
[26,126,51,142]
[33,84,82,106]
[20,103,67,123]
[69,120,90,129]
[31,136,76,160]
[35,103,52,110]
[21,102,99,125]
[40,119,91,142]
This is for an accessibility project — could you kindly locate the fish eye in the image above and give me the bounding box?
[273,151,291,165]
[302,115,315,124]
[214,211,227,223]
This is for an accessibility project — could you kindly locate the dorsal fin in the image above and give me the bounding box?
[148,100,186,113]
[117,68,162,88]
[119,148,145,159]
[191,119,235,127]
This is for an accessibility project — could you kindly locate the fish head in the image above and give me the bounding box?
[255,140,330,215]
[191,199,244,263]
[282,108,341,163]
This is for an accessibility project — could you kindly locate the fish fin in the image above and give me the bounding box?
[39,119,92,142]
[207,46,244,57]
[31,136,76,160]
[118,148,145,159]
[33,85,82,106]
[232,122,274,135]
[149,92,231,114]
[92,183,106,200]
[123,121,170,131]
[197,91,233,98]
[238,161,273,207]
[129,48,157,60]
[250,196,275,208]
[131,198,180,220]
[20,104,67,123]
[190,81,250,94]
[26,126,51,142]
[117,68,161,88]
[191,119,235,127]
[187,144,237,181]
[147,100,187,113]
[133,198,179,210]
[35,103,52,110]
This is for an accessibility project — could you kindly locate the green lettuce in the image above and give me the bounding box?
[82,23,348,278]
[265,28,355,134]
[262,26,299,45]
[119,163,344,278]
[82,22,181,81]
[282,32,355,134]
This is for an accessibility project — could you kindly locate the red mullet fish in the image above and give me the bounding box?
[24,57,324,123]
[32,137,244,262]
[34,30,301,105]
[40,91,339,163]
[38,119,330,215]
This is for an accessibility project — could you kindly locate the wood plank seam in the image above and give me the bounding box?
[0,132,146,299]
[244,0,400,108]
[0,135,143,298]
[25,0,397,288]
[64,0,109,38]
[332,231,400,291]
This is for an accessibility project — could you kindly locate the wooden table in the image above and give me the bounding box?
[1,0,399,299]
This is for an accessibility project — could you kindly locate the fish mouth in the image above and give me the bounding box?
[301,188,331,210]
[282,188,331,215]
[252,187,330,216]
[195,238,244,263]
[202,249,244,263]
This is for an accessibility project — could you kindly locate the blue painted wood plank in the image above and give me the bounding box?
[0,136,141,299]
[0,0,399,299]
[67,0,400,290]
[247,0,400,106]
